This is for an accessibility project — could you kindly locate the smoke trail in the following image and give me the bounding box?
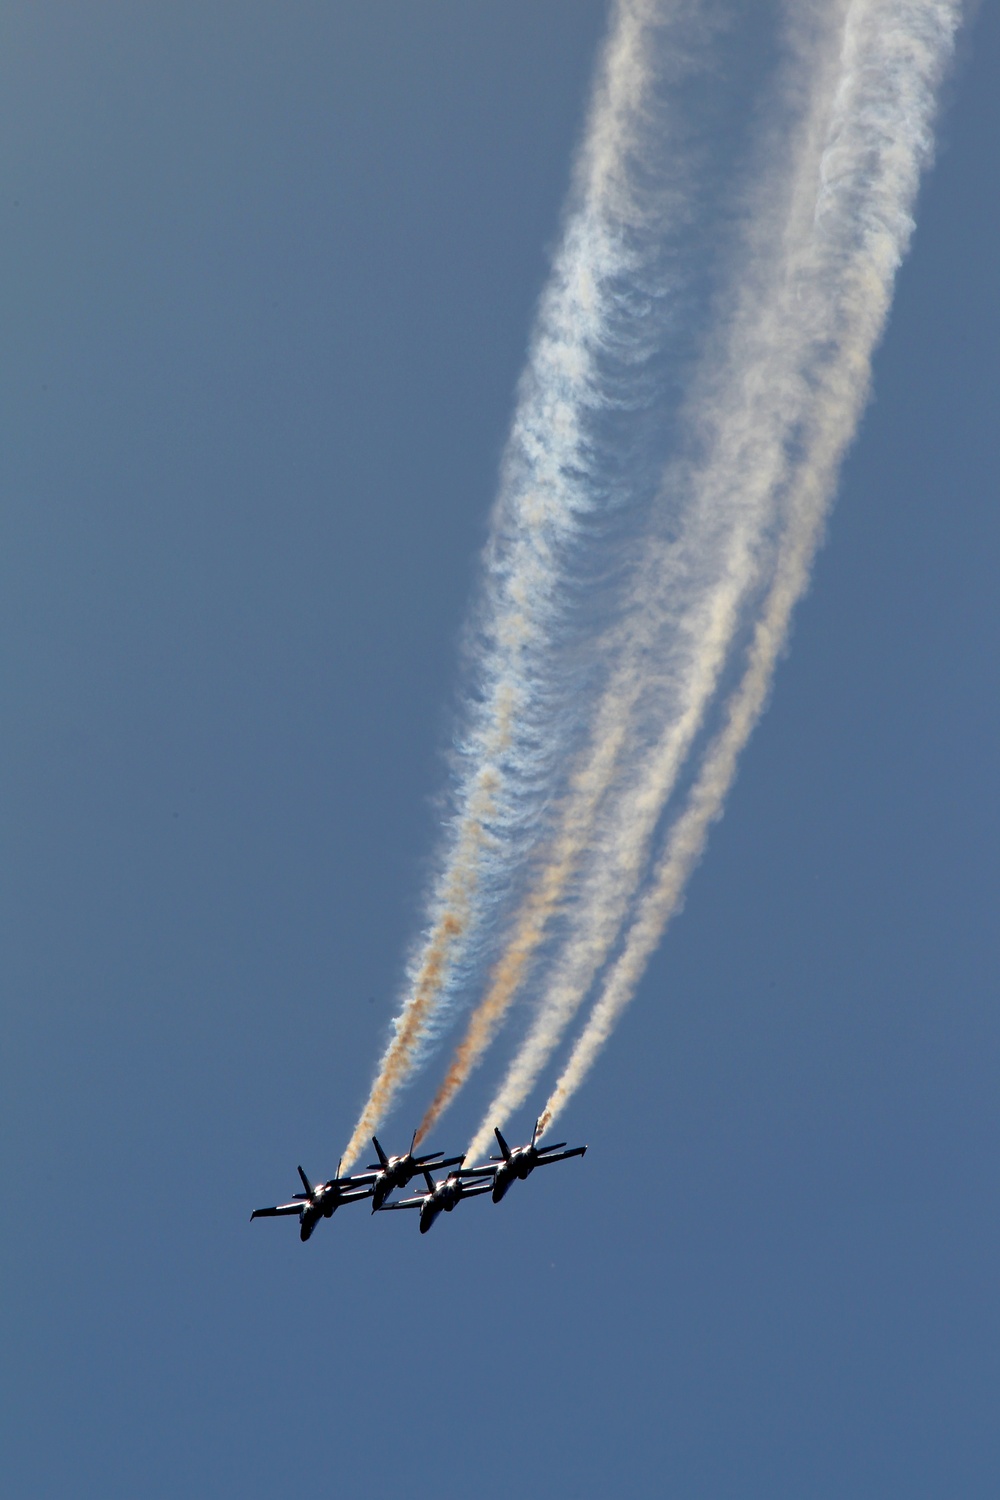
[539,471,842,1138]
[426,532,763,1148]
[414,7,857,1149]
[342,0,703,1169]
[447,3,853,1160]
[414,700,633,1146]
[537,0,962,1139]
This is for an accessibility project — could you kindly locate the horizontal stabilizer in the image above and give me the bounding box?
[460,1180,494,1199]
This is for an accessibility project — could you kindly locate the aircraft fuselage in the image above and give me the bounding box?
[300,1180,374,1238]
[372,1160,417,1212]
[418,1178,462,1233]
[492,1150,536,1202]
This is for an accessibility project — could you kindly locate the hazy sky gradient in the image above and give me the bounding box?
[2,5,998,1497]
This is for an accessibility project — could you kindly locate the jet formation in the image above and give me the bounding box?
[250,1122,587,1239]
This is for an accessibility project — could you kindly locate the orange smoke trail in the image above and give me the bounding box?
[415,862,569,1146]
[340,0,735,1165]
[416,919,543,1146]
[340,763,500,1169]
[415,713,631,1144]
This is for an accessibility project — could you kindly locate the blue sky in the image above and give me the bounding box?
[2,5,998,1497]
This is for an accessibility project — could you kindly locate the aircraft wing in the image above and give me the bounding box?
[459,1179,494,1198]
[250,1202,304,1220]
[422,1155,464,1171]
[456,1164,495,1179]
[378,1195,426,1211]
[337,1170,379,1187]
[536,1145,587,1164]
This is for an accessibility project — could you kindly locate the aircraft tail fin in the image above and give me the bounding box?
[494,1127,512,1162]
[532,1119,542,1148]
[371,1136,389,1169]
[297,1165,313,1196]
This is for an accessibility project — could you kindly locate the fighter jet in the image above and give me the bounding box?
[250,1162,375,1242]
[380,1163,493,1233]
[367,1131,464,1212]
[488,1120,587,1202]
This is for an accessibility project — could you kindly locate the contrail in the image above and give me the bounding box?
[342,0,705,1170]
[536,0,962,1140]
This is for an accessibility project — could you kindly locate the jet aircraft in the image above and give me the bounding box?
[488,1120,587,1202]
[367,1131,463,1212]
[381,1163,493,1233]
[250,1162,374,1242]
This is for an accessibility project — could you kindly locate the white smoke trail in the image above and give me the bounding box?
[413,2,847,1148]
[455,2,857,1160]
[342,0,719,1168]
[537,0,962,1140]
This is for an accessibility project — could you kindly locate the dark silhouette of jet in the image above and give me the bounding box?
[250,1161,374,1242]
[380,1163,493,1233]
[367,1131,463,1212]
[488,1120,587,1202]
